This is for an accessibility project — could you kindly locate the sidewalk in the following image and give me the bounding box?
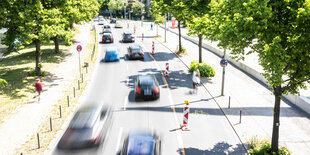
[0,24,91,155]
[135,21,310,154]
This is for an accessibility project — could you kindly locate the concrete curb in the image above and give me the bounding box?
[160,25,310,116]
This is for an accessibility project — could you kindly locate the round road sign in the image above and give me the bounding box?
[220,59,228,67]
[76,45,82,52]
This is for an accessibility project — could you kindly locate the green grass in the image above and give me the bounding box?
[15,27,98,155]
[0,42,71,125]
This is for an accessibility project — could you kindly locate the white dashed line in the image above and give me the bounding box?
[115,127,123,152]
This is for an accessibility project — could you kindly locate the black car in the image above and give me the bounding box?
[135,75,160,100]
[120,131,161,155]
[122,32,135,43]
[110,18,116,23]
[57,103,112,150]
[102,32,114,43]
[128,45,144,60]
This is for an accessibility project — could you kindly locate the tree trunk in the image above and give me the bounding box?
[271,86,282,153]
[178,20,182,52]
[35,39,41,76]
[54,37,59,53]
[198,35,202,63]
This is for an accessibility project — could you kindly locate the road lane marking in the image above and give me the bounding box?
[149,53,186,155]
[123,96,128,110]
[115,127,123,152]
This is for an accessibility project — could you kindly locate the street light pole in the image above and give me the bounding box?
[221,49,226,96]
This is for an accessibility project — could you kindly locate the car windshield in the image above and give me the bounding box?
[131,48,141,53]
[140,79,156,89]
[103,33,111,37]
[104,25,110,28]
[127,134,155,155]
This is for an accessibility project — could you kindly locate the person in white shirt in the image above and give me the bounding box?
[192,69,200,93]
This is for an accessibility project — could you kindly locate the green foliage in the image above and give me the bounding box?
[0,78,8,88]
[189,60,215,77]
[247,138,291,155]
[28,69,46,77]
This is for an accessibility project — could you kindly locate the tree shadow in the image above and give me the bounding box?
[165,70,193,90]
[152,52,177,62]
[177,142,246,155]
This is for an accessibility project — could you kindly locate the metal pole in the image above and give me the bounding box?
[124,6,126,19]
[164,13,167,43]
[37,133,40,148]
[239,110,242,123]
[73,87,75,98]
[228,96,231,109]
[59,105,62,118]
[67,95,70,107]
[78,52,81,78]
[50,117,52,131]
[221,49,226,96]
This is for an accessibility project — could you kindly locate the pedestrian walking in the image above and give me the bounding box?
[151,23,153,30]
[34,79,43,102]
[192,69,200,94]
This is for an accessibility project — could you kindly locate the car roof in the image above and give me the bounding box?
[138,75,155,84]
[127,132,156,155]
[103,33,112,36]
[124,32,132,35]
[70,103,103,129]
[129,45,141,50]
[103,30,111,33]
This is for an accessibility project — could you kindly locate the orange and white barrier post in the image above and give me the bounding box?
[180,100,190,131]
[151,41,155,55]
[134,25,136,34]
[164,63,170,77]
[127,23,129,29]
[142,33,144,42]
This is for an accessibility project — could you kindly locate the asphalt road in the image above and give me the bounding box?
[52,20,247,155]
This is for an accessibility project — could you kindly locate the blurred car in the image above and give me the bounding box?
[104,47,120,62]
[110,18,116,23]
[57,103,112,150]
[135,75,160,100]
[127,45,144,60]
[99,20,104,25]
[102,32,114,43]
[115,22,123,28]
[122,32,135,43]
[120,131,161,155]
[103,25,111,31]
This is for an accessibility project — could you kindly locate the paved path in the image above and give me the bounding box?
[0,24,91,155]
[133,21,310,154]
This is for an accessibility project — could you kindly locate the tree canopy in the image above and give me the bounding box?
[208,0,310,152]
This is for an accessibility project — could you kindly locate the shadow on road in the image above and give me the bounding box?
[177,142,246,155]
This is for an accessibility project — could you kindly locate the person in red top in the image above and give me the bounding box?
[34,79,43,100]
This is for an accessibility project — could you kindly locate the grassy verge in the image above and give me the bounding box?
[0,44,73,125]
[15,27,98,154]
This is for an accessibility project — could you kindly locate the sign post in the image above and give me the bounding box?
[76,45,82,78]
[220,49,228,96]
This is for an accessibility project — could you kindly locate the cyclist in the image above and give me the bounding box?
[192,69,200,93]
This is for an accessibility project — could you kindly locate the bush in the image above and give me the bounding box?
[247,138,291,155]
[28,69,46,77]
[189,60,216,77]
[0,78,8,88]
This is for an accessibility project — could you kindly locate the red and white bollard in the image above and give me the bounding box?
[164,63,170,77]
[127,23,129,29]
[151,41,155,55]
[180,100,190,131]
[142,33,144,42]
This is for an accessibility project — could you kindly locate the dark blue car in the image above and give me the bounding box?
[120,131,161,155]
[104,47,120,62]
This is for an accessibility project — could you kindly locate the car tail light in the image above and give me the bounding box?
[102,37,105,40]
[136,87,141,94]
[140,52,144,56]
[154,87,159,94]
[110,37,112,40]
[130,52,134,56]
